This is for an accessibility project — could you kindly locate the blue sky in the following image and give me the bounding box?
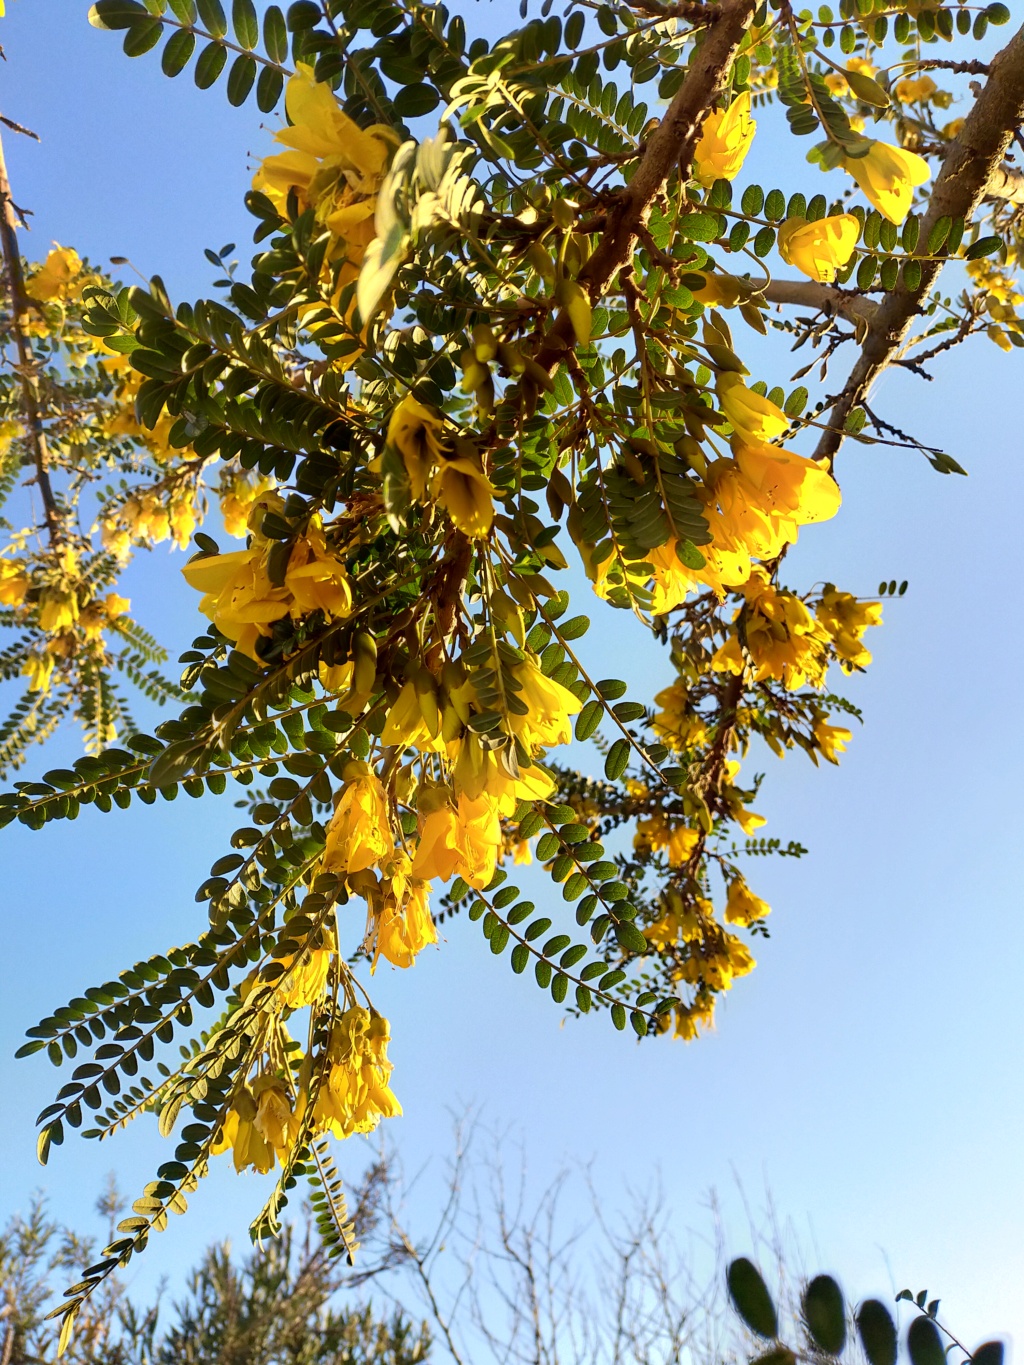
[2,0,1023,1348]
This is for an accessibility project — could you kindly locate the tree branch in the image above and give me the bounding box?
[0,124,64,544]
[985,161,1024,205]
[812,19,1024,466]
[762,278,879,326]
[533,0,758,373]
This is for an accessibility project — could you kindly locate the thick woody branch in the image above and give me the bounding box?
[0,126,63,544]
[762,278,879,326]
[534,0,757,371]
[813,20,1024,465]
[986,161,1024,206]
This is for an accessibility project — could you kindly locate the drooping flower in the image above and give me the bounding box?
[182,547,290,660]
[712,569,832,691]
[252,64,398,256]
[893,75,937,104]
[777,214,860,283]
[323,768,395,876]
[386,395,446,501]
[275,942,334,1009]
[509,658,583,751]
[815,587,882,670]
[432,453,495,539]
[367,854,437,970]
[28,245,84,302]
[813,717,853,764]
[841,140,930,224]
[732,441,842,527]
[724,877,771,927]
[312,1006,402,1140]
[693,92,756,186]
[0,558,30,608]
[716,374,790,444]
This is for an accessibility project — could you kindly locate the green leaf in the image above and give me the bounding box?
[604,737,629,780]
[161,27,196,74]
[845,69,889,106]
[256,65,285,112]
[856,1300,897,1365]
[727,1258,778,1338]
[123,17,163,55]
[965,236,1002,261]
[614,922,647,954]
[195,40,228,87]
[263,4,288,61]
[393,83,442,118]
[227,52,257,104]
[985,2,1010,21]
[89,0,150,28]
[197,0,227,37]
[907,1317,945,1365]
[973,1345,1005,1365]
[232,0,258,48]
[575,699,603,742]
[803,1275,846,1354]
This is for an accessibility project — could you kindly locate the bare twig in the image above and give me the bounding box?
[762,278,879,327]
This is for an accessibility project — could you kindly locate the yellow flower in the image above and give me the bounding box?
[813,717,852,763]
[716,374,790,444]
[252,1076,300,1161]
[252,64,397,242]
[652,682,709,752]
[282,520,353,618]
[219,470,275,538]
[815,587,882,670]
[732,441,842,527]
[846,56,876,77]
[0,558,30,607]
[724,877,771,927]
[508,658,583,751]
[211,1087,275,1174]
[841,141,930,224]
[275,943,333,1008]
[942,117,965,140]
[37,589,78,634]
[713,569,831,691]
[432,453,495,539]
[634,814,699,867]
[182,547,291,660]
[323,769,395,876]
[368,855,437,970]
[23,651,55,694]
[894,75,937,104]
[412,800,464,882]
[777,214,860,284]
[453,792,503,889]
[824,71,850,97]
[27,245,84,302]
[693,92,755,186]
[387,394,445,501]
[312,1006,402,1140]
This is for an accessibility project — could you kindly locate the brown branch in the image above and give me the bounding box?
[762,278,879,326]
[812,19,1024,466]
[0,124,64,544]
[533,0,759,373]
[985,161,1024,205]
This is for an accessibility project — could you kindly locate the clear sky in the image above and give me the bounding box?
[2,0,1023,1348]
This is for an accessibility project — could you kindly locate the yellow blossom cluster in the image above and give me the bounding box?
[385,394,495,539]
[212,1004,401,1174]
[252,63,399,327]
[217,468,276,538]
[182,501,353,659]
[966,259,1024,352]
[101,486,199,557]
